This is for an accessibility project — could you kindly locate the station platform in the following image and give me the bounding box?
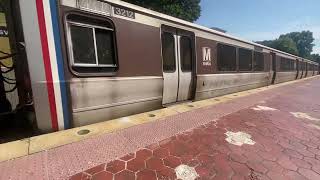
[1,76,320,180]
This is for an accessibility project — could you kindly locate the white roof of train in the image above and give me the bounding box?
[105,0,318,64]
[68,0,319,65]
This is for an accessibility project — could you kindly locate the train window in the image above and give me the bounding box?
[280,58,287,71]
[162,32,176,72]
[66,13,118,74]
[239,48,252,71]
[280,58,295,71]
[253,51,264,71]
[95,28,116,65]
[70,25,96,65]
[217,44,236,71]
[180,36,192,72]
[69,23,116,67]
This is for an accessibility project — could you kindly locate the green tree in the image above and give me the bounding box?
[257,40,275,48]
[273,37,299,55]
[257,31,315,58]
[310,53,320,63]
[257,37,298,55]
[279,31,314,58]
[122,0,201,22]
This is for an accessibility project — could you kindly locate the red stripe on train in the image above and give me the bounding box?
[35,0,58,131]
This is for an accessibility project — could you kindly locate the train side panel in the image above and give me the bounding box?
[57,0,318,129]
[273,55,297,84]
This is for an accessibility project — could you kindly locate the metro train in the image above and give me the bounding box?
[1,0,319,133]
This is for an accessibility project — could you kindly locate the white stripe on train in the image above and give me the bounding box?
[42,0,65,130]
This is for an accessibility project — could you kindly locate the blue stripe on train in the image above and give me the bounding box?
[49,0,70,129]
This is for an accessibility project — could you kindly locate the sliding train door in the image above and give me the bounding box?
[161,25,195,105]
[271,53,277,84]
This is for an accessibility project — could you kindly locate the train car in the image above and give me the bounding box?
[1,0,319,133]
[296,59,303,79]
[272,53,297,84]
[305,60,316,78]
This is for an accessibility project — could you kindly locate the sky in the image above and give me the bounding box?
[196,0,320,54]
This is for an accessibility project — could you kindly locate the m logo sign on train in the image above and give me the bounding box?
[202,47,211,66]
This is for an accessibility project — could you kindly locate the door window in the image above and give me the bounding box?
[180,36,192,72]
[161,32,176,72]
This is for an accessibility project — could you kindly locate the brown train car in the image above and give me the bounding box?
[56,0,319,128]
[12,0,319,132]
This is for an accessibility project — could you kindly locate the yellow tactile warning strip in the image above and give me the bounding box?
[0,139,29,162]
[0,76,318,162]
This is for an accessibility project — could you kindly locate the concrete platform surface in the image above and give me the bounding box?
[1,76,320,180]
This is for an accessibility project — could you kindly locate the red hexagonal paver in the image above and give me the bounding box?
[298,168,320,180]
[105,160,125,174]
[169,141,194,157]
[70,173,89,180]
[153,147,170,158]
[159,138,173,148]
[213,154,234,178]
[180,154,193,164]
[91,171,113,180]
[85,164,105,175]
[187,159,200,168]
[303,157,320,166]
[195,164,216,178]
[283,149,303,159]
[229,161,250,177]
[301,140,318,149]
[290,157,312,169]
[156,166,176,179]
[283,170,308,180]
[246,161,268,174]
[145,143,160,150]
[229,152,247,163]
[114,170,135,180]
[295,148,315,158]
[136,169,157,180]
[120,153,135,161]
[127,158,146,172]
[308,147,320,156]
[146,157,165,171]
[136,149,152,160]
[277,157,298,171]
[258,151,277,161]
[65,78,320,180]
[163,156,181,168]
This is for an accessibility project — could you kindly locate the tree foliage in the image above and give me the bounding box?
[257,31,315,59]
[122,0,201,22]
[272,37,299,55]
[310,53,320,63]
[279,31,314,58]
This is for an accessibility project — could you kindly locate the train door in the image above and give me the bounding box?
[295,59,299,79]
[300,61,304,79]
[304,62,308,77]
[161,25,195,105]
[271,53,276,84]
